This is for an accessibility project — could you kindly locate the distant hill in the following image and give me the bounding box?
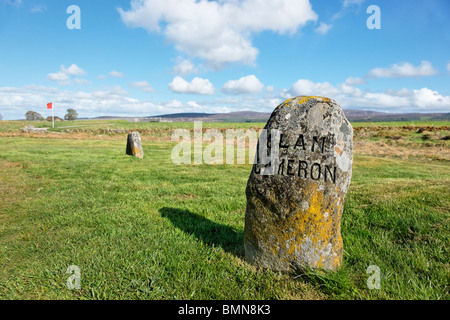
[153,112,214,118]
[149,111,271,123]
[342,110,450,122]
[83,110,449,123]
[148,110,450,123]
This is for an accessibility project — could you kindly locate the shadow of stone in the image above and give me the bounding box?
[159,207,244,258]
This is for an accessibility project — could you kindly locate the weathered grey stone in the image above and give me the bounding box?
[126,132,144,159]
[23,125,48,133]
[244,96,353,272]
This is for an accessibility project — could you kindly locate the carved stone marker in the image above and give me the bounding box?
[244,96,353,272]
[126,132,144,159]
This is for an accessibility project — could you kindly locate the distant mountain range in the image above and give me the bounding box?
[88,110,449,123]
[142,110,450,123]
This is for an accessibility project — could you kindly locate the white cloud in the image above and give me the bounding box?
[74,78,91,85]
[1,79,449,120]
[47,72,70,85]
[285,78,450,112]
[208,95,279,113]
[367,61,438,78]
[0,84,236,120]
[186,101,201,109]
[0,85,138,119]
[161,99,184,109]
[169,76,215,95]
[173,59,198,76]
[447,61,450,72]
[290,79,340,97]
[1,0,22,6]
[412,88,450,109]
[130,81,156,93]
[47,64,86,85]
[315,22,332,35]
[344,77,367,86]
[64,64,85,76]
[338,83,364,97]
[343,0,365,8]
[169,76,214,95]
[223,75,264,95]
[118,0,317,68]
[265,85,274,93]
[332,0,365,20]
[109,71,124,78]
[30,5,46,13]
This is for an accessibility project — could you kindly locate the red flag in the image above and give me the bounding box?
[47,103,53,110]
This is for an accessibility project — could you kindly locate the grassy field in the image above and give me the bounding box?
[0,120,449,300]
[1,119,449,132]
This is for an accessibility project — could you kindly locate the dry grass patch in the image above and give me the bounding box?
[354,140,450,161]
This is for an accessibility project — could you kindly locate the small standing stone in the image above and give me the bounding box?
[244,96,353,272]
[126,132,144,159]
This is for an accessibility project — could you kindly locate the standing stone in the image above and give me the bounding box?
[244,96,353,272]
[126,132,144,159]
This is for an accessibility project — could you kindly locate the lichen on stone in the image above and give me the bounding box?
[244,96,352,272]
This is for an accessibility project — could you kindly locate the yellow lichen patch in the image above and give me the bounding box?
[276,96,332,110]
[265,183,343,270]
[132,147,141,154]
[131,146,143,158]
[297,96,332,105]
[283,98,294,106]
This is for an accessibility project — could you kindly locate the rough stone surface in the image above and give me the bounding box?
[23,125,48,133]
[244,96,353,272]
[126,132,144,159]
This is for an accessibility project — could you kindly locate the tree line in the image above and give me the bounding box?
[25,109,78,121]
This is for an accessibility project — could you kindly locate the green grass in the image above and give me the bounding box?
[1,119,448,133]
[0,120,266,133]
[0,123,449,300]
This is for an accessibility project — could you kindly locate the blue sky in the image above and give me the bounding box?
[0,0,449,120]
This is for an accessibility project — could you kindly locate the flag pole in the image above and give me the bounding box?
[52,104,54,128]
